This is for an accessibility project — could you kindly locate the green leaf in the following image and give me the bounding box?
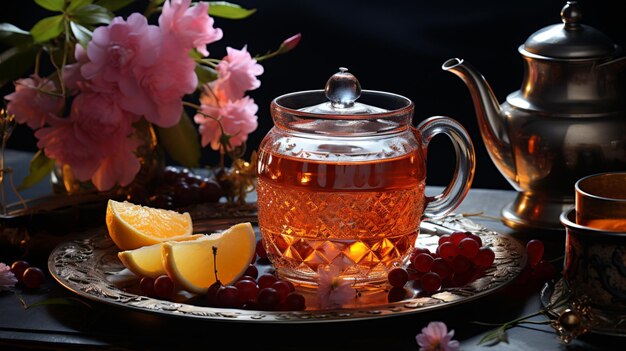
[72,4,113,26]
[35,0,65,12]
[195,64,218,87]
[156,112,201,168]
[70,21,92,47]
[26,297,93,310]
[18,150,55,191]
[0,23,33,46]
[67,0,93,12]
[208,1,256,19]
[94,0,135,11]
[0,45,39,88]
[30,15,64,43]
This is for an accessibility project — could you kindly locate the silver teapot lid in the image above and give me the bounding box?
[299,67,388,114]
[520,1,618,60]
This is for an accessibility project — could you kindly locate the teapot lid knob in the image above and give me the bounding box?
[561,1,582,30]
[325,67,362,109]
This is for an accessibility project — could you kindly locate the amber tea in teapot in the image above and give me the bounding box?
[256,68,475,287]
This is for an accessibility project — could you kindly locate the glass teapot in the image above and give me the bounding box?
[256,68,476,287]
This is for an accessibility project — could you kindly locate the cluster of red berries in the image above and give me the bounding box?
[10,260,45,289]
[126,166,222,209]
[386,231,496,302]
[138,239,307,311]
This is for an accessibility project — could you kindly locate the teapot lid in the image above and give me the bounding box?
[299,67,388,114]
[520,1,618,60]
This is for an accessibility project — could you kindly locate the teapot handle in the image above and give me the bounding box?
[416,116,476,218]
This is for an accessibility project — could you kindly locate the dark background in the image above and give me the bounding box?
[1,0,625,190]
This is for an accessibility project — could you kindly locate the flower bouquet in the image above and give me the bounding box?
[0,0,300,213]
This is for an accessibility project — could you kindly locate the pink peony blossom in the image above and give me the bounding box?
[194,85,258,151]
[63,45,90,92]
[119,37,196,128]
[159,0,223,56]
[415,321,460,351]
[36,91,140,190]
[5,75,63,129]
[91,134,141,190]
[315,263,355,310]
[0,262,17,291]
[215,46,264,100]
[35,115,103,182]
[81,13,162,98]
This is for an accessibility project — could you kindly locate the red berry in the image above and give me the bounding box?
[449,231,468,245]
[438,242,459,261]
[387,267,409,288]
[153,275,174,300]
[410,247,431,262]
[234,279,259,303]
[450,255,472,274]
[387,287,407,302]
[206,281,223,306]
[140,276,156,297]
[271,280,293,302]
[431,258,453,281]
[22,267,44,289]
[256,240,268,261]
[216,285,243,308]
[257,287,280,310]
[411,253,434,273]
[438,234,451,246]
[257,273,278,289]
[526,239,544,268]
[283,292,306,311]
[473,247,495,267]
[465,232,483,247]
[243,264,259,279]
[10,260,30,283]
[421,272,442,293]
[458,237,480,259]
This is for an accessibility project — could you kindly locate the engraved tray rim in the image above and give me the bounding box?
[48,213,527,324]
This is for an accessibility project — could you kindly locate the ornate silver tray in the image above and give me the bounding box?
[48,213,526,323]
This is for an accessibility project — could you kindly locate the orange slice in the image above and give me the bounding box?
[106,200,193,251]
[162,222,256,294]
[117,234,207,278]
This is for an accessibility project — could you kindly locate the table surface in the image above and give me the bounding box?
[0,149,624,351]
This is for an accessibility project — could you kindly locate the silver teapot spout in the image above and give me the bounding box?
[442,58,517,185]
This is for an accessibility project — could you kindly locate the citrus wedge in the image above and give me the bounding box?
[162,222,256,294]
[106,199,193,251]
[117,234,207,278]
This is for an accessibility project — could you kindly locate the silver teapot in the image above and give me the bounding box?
[442,1,626,232]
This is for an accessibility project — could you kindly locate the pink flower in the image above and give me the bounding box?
[91,134,141,190]
[4,75,63,129]
[119,37,196,128]
[63,45,90,92]
[35,116,104,182]
[159,0,223,56]
[278,33,302,54]
[0,262,17,291]
[316,263,354,309]
[215,46,264,100]
[416,321,460,351]
[81,13,162,98]
[194,85,258,151]
[36,92,139,190]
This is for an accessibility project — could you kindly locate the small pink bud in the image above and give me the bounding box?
[278,33,302,53]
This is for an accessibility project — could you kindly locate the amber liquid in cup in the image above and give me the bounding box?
[575,172,626,232]
[257,149,426,287]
